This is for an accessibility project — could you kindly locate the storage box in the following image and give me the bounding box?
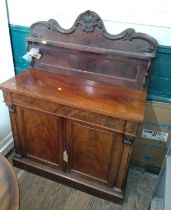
[131,102,171,169]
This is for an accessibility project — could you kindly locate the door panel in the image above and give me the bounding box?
[19,108,63,168]
[66,119,124,186]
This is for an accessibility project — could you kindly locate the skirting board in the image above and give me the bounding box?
[0,132,14,155]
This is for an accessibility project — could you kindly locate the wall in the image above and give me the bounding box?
[7,0,171,102]
[7,0,171,45]
[0,0,15,155]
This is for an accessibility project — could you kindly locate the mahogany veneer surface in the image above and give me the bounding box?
[0,10,157,204]
[0,68,146,123]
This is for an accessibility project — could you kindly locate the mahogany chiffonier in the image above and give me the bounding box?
[0,11,158,203]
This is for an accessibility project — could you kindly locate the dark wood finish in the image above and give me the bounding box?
[115,138,134,190]
[27,10,157,89]
[13,157,123,204]
[1,69,146,123]
[11,93,125,133]
[66,119,124,186]
[0,10,157,204]
[16,107,64,169]
[0,154,19,210]
[0,71,141,203]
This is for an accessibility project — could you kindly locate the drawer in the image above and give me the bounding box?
[12,93,125,133]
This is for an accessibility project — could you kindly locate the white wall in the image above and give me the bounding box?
[0,0,15,155]
[7,0,171,46]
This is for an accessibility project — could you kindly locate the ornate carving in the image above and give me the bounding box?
[29,10,158,53]
[127,32,157,53]
[30,21,50,38]
[30,10,104,37]
[123,135,134,145]
[75,10,102,33]
[7,104,16,113]
[102,28,135,40]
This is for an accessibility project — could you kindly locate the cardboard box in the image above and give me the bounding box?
[131,101,171,169]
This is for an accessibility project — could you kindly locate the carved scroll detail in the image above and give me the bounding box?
[30,21,50,38]
[75,10,102,33]
[30,10,105,37]
[127,32,157,53]
[30,10,158,53]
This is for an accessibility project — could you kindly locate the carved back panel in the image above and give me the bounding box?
[27,10,158,89]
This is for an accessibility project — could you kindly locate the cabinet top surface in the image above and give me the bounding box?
[0,68,146,123]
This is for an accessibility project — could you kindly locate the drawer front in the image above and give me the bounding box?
[12,93,125,133]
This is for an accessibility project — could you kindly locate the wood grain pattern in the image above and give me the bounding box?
[115,140,134,190]
[29,10,157,56]
[124,121,138,137]
[2,89,12,104]
[37,183,73,210]
[66,120,124,186]
[0,154,19,210]
[20,108,64,169]
[8,108,22,158]
[0,69,146,123]
[15,165,157,210]
[31,43,149,89]
[11,93,125,133]
[0,10,157,204]
[13,157,124,203]
[27,10,157,89]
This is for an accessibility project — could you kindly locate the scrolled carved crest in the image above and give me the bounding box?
[30,10,135,40]
[30,10,157,54]
[75,10,102,33]
[30,10,105,37]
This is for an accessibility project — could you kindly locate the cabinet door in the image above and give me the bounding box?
[66,119,124,186]
[16,107,64,170]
